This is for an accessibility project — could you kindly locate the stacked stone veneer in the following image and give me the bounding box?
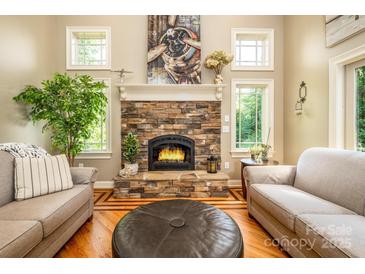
[113,171,229,198]
[121,101,221,171]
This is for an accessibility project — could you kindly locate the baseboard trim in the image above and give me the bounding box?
[94,179,241,189]
[228,179,241,187]
[94,181,114,189]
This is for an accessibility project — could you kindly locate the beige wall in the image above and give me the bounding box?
[284,16,365,164]
[0,16,56,150]
[0,15,284,181]
[52,15,284,180]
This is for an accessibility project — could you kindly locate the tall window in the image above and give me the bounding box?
[231,28,274,71]
[235,87,263,149]
[344,59,365,151]
[231,79,274,156]
[356,66,365,151]
[66,27,111,70]
[81,78,111,157]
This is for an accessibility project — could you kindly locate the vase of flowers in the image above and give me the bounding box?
[204,50,233,84]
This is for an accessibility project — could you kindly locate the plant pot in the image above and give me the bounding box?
[124,163,139,175]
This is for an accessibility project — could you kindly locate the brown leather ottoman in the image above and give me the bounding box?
[112,199,243,258]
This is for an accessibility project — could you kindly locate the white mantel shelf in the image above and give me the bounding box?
[116,83,226,101]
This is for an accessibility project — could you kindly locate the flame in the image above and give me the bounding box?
[158,147,185,161]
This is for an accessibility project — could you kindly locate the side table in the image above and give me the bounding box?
[240,158,279,200]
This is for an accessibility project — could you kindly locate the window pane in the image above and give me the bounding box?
[235,87,263,149]
[356,66,365,151]
[83,83,108,152]
[71,31,107,66]
[235,31,271,68]
[241,46,256,62]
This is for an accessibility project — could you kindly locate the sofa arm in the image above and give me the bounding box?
[70,167,98,185]
[243,165,296,189]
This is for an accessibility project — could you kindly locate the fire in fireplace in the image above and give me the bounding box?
[148,135,195,171]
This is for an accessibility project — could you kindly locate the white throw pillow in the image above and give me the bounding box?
[14,154,74,200]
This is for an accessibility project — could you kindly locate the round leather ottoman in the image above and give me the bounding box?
[112,199,243,258]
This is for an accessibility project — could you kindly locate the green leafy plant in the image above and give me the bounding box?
[356,66,365,151]
[122,133,140,164]
[13,73,107,166]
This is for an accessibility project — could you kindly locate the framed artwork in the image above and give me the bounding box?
[326,15,365,47]
[147,15,201,84]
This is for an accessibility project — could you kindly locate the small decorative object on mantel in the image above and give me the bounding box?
[204,50,233,84]
[295,81,307,115]
[120,132,140,177]
[207,155,218,173]
[112,69,133,83]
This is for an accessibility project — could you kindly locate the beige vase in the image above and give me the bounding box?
[214,74,224,84]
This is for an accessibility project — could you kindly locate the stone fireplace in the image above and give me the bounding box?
[115,87,228,198]
[121,101,221,171]
[148,134,195,171]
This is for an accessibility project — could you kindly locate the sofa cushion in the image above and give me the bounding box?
[295,214,365,258]
[0,184,91,237]
[14,154,73,200]
[0,151,15,207]
[249,184,355,231]
[294,148,365,215]
[0,220,43,257]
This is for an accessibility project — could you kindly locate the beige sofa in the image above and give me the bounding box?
[244,147,365,258]
[0,151,97,257]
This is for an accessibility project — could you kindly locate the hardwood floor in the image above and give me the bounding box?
[56,188,288,258]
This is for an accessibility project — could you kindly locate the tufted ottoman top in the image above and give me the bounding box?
[112,199,243,258]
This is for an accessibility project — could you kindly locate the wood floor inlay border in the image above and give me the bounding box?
[93,187,247,211]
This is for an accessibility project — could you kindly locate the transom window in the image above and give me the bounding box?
[231,79,274,156]
[66,27,111,70]
[80,78,111,157]
[231,28,274,71]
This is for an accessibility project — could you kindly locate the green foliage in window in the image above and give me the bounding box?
[357,66,365,152]
[122,133,140,164]
[13,73,107,166]
[236,88,262,149]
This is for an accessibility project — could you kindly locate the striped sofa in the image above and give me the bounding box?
[0,151,97,257]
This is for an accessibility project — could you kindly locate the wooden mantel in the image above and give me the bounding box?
[115,83,226,101]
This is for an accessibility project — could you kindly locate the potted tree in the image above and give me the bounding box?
[121,132,140,176]
[13,73,107,166]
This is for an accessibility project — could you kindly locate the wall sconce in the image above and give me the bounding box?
[295,81,307,115]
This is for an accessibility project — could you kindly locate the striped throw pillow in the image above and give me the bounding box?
[14,154,74,200]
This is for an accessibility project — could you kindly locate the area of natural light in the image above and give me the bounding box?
[235,86,263,149]
[83,81,108,152]
[71,32,107,66]
[356,65,365,152]
[235,33,269,67]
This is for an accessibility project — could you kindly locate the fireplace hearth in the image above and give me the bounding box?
[148,135,195,171]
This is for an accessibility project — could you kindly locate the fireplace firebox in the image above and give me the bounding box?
[148,135,195,171]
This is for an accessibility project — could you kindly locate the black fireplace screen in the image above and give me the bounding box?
[148,135,195,171]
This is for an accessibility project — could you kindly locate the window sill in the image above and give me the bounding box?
[76,151,112,160]
[66,65,111,71]
[230,150,250,158]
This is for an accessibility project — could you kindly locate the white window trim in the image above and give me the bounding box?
[77,78,112,160]
[329,44,365,149]
[66,26,112,70]
[230,79,275,158]
[231,28,274,71]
